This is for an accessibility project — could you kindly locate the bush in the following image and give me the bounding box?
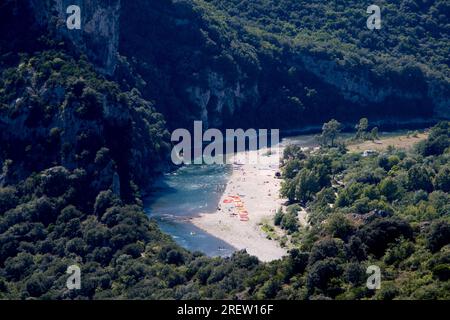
[434,165,450,192]
[280,210,299,234]
[427,221,450,253]
[407,165,434,192]
[325,214,355,241]
[274,208,283,226]
[0,187,18,213]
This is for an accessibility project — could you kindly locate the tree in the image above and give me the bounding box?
[309,239,345,265]
[94,190,121,217]
[307,258,342,295]
[4,252,34,281]
[434,165,450,192]
[283,145,306,162]
[289,249,309,274]
[427,221,450,253]
[294,169,321,203]
[0,187,18,213]
[25,272,52,297]
[280,179,297,203]
[321,119,342,147]
[325,213,355,241]
[355,118,369,140]
[344,263,366,286]
[282,159,302,179]
[407,165,433,192]
[371,127,379,140]
[359,218,413,257]
[379,178,400,202]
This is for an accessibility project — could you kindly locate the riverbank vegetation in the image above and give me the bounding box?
[2,108,447,299]
[277,121,450,299]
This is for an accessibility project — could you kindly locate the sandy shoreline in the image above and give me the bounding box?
[191,146,288,262]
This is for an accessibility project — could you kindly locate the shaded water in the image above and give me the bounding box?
[144,164,236,257]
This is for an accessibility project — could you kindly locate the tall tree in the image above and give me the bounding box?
[355,118,369,140]
[371,127,379,141]
[321,119,342,147]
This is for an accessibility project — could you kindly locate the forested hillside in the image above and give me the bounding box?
[119,0,449,129]
[208,0,449,75]
[0,46,264,300]
[276,122,450,299]
[3,0,448,129]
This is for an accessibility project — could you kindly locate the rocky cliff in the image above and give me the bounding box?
[118,0,449,129]
[3,0,449,129]
[0,50,169,201]
[28,0,121,75]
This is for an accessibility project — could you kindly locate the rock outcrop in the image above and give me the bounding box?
[0,51,169,200]
[29,0,121,75]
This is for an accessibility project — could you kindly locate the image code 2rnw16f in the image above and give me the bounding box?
[0,0,449,312]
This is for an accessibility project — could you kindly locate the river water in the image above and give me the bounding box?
[144,164,236,257]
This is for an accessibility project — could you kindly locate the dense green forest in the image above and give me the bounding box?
[206,0,449,76]
[276,122,450,299]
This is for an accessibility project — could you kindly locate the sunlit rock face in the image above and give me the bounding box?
[29,0,121,75]
[295,54,450,120]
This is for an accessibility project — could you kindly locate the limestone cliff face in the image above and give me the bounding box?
[0,50,169,198]
[29,0,121,75]
[118,0,263,129]
[296,54,450,119]
[13,0,449,128]
[118,0,449,129]
[185,71,260,128]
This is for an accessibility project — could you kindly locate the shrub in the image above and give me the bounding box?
[0,187,18,213]
[407,165,433,192]
[325,214,355,241]
[434,165,450,192]
[427,221,450,253]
